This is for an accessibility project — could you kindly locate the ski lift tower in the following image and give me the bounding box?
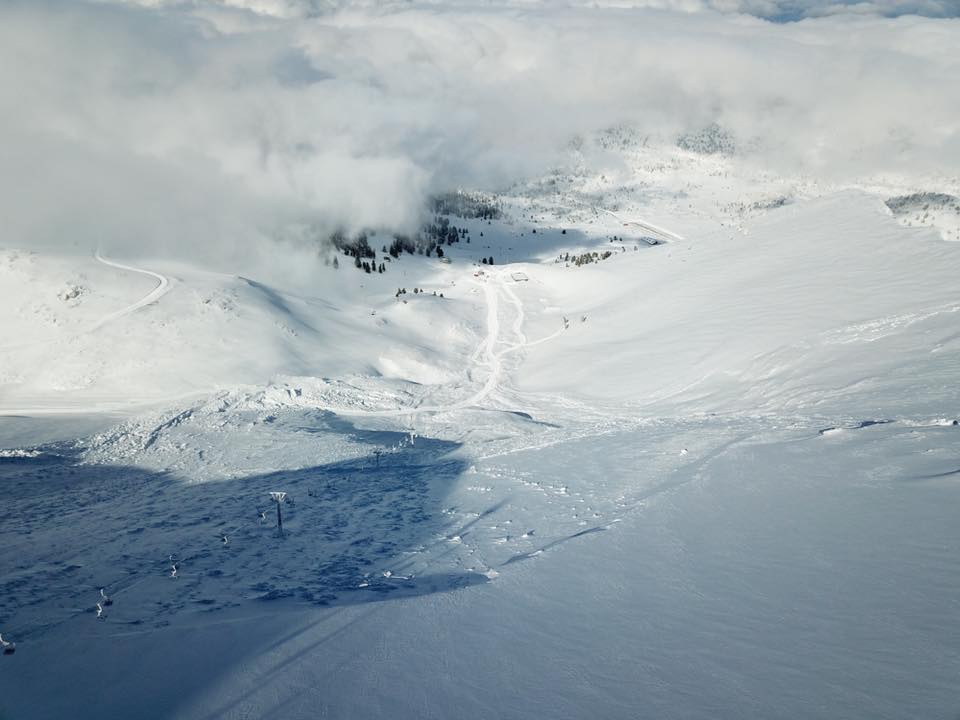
[269,491,287,534]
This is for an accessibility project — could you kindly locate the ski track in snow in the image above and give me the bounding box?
[600,208,685,242]
[90,251,171,331]
[317,268,565,418]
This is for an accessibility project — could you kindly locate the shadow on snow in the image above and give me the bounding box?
[0,418,483,645]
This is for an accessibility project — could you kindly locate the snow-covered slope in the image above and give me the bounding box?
[516,191,960,416]
[2,145,959,719]
[0,245,480,414]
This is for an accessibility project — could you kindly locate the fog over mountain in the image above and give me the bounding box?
[2,0,957,263]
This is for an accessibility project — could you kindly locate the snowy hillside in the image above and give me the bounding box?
[4,142,960,718]
[2,1,960,718]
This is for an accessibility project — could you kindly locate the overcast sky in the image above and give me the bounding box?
[130,0,959,20]
[1,0,957,261]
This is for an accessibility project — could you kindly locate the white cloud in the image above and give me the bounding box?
[800,0,957,18]
[1,0,958,262]
[153,0,959,19]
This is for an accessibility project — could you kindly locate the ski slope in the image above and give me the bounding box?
[2,158,960,720]
[308,268,567,418]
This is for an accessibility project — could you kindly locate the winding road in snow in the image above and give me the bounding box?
[90,251,171,331]
[0,253,173,415]
[0,251,171,356]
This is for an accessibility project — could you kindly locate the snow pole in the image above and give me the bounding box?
[270,491,287,535]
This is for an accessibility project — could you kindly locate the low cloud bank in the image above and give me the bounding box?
[1,0,957,262]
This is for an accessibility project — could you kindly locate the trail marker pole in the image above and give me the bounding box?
[270,491,287,535]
